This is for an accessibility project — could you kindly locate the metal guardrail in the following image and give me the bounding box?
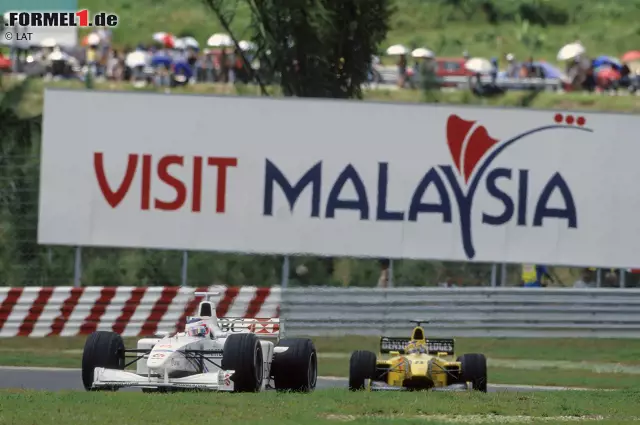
[377,67,562,91]
[4,286,640,338]
[281,287,640,338]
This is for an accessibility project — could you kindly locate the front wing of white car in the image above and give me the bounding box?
[92,367,236,391]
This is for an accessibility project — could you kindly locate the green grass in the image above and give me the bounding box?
[77,0,640,64]
[488,367,640,390]
[0,389,639,425]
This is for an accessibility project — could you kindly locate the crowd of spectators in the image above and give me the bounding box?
[3,28,638,95]
[385,42,640,93]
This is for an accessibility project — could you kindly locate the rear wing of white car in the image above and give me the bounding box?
[189,292,281,339]
[217,317,280,339]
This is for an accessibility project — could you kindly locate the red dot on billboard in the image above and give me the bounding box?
[554,113,563,123]
[565,115,574,124]
[577,116,586,126]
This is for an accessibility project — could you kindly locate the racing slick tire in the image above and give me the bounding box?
[222,333,264,392]
[457,353,487,392]
[81,331,125,391]
[349,350,376,391]
[271,338,318,392]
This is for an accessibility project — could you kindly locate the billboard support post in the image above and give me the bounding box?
[73,246,82,287]
[281,255,290,289]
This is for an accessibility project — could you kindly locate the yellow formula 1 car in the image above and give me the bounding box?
[348,321,487,392]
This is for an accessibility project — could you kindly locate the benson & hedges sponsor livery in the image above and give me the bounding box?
[38,90,640,267]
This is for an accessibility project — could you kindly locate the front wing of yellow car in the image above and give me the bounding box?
[365,379,473,392]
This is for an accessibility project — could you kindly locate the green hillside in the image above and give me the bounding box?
[81,0,640,61]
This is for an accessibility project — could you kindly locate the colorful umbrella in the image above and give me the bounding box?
[622,51,640,63]
[0,54,11,71]
[152,32,175,48]
[533,62,566,80]
[163,34,175,48]
[592,55,622,70]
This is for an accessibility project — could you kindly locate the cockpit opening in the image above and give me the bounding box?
[412,327,424,341]
[199,301,213,317]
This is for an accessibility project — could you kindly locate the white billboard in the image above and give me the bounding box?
[39,89,640,268]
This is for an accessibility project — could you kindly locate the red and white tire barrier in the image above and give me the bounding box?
[0,286,280,337]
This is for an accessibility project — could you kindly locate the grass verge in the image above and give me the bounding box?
[6,336,640,365]
[0,388,639,425]
[5,77,640,120]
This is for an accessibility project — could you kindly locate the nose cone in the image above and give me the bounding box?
[409,358,428,376]
[147,352,171,369]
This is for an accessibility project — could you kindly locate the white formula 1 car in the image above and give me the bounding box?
[81,292,317,393]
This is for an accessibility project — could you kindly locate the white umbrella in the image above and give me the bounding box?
[48,48,69,62]
[464,57,493,74]
[207,33,233,47]
[412,47,435,59]
[125,51,149,68]
[152,32,168,43]
[180,36,199,49]
[557,42,585,61]
[239,40,257,51]
[40,37,57,48]
[86,33,100,46]
[173,38,187,50]
[385,44,408,56]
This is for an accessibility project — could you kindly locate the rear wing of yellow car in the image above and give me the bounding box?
[379,337,455,355]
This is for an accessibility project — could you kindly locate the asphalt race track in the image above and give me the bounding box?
[0,366,577,393]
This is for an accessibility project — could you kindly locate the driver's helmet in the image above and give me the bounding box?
[406,341,427,355]
[186,317,209,337]
[405,341,419,354]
